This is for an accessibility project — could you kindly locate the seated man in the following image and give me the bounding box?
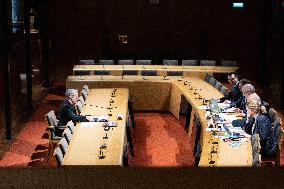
[58,89,93,128]
[229,79,251,112]
[219,72,242,104]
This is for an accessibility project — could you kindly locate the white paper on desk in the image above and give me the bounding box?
[80,122,95,128]
[218,103,230,109]
[198,105,209,110]
[218,113,238,123]
[93,115,109,122]
[222,107,237,113]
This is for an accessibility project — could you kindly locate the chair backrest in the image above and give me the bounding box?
[252,139,260,156]
[251,133,258,145]
[94,70,111,75]
[220,85,229,95]
[75,101,83,115]
[273,121,284,146]
[136,60,151,65]
[59,137,69,155]
[268,108,278,126]
[82,84,89,94]
[118,60,134,65]
[122,70,138,75]
[63,128,73,144]
[81,89,88,100]
[78,95,84,105]
[221,60,237,67]
[45,110,58,127]
[67,121,76,134]
[214,81,222,91]
[182,60,197,66]
[204,73,212,83]
[209,77,216,86]
[99,60,114,65]
[200,60,216,66]
[252,154,260,167]
[141,70,157,76]
[53,147,64,166]
[74,70,91,75]
[167,71,183,76]
[163,59,178,66]
[78,59,94,65]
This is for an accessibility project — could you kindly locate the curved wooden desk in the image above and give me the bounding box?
[66,75,252,167]
[73,65,238,78]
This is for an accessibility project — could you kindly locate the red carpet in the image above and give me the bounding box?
[129,113,195,167]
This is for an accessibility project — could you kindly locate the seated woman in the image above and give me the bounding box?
[244,99,276,157]
[58,89,93,127]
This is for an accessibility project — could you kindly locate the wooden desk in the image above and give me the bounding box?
[73,65,238,78]
[62,88,129,166]
[66,76,252,167]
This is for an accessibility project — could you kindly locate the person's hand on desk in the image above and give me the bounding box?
[223,100,231,104]
[86,116,95,122]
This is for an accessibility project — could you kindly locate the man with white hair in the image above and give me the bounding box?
[58,89,93,127]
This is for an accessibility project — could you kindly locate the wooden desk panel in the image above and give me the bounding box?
[73,65,238,78]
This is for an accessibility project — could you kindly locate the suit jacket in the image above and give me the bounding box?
[251,114,275,157]
[219,82,242,103]
[58,100,88,127]
[230,95,246,112]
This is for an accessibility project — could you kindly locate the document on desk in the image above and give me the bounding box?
[80,122,95,128]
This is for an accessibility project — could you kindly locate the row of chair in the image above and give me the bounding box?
[78,59,237,67]
[75,85,90,114]
[204,73,229,95]
[74,69,185,76]
[53,121,75,166]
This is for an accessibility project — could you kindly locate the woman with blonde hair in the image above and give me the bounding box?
[244,99,276,157]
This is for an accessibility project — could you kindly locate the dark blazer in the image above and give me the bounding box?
[251,114,275,157]
[58,100,88,127]
[219,82,242,103]
[230,95,246,112]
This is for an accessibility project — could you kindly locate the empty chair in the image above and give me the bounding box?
[94,70,111,75]
[99,60,114,65]
[63,128,73,144]
[74,70,91,75]
[59,137,69,156]
[75,101,83,115]
[45,110,64,146]
[268,108,279,126]
[118,60,134,65]
[167,71,183,76]
[214,81,222,91]
[53,147,64,166]
[81,89,88,100]
[141,70,157,76]
[78,59,94,65]
[204,73,212,83]
[122,70,138,75]
[200,60,216,66]
[163,59,178,66]
[182,60,197,66]
[209,77,217,86]
[67,121,76,134]
[136,60,151,65]
[77,95,84,105]
[82,84,89,94]
[221,60,237,67]
[220,85,229,95]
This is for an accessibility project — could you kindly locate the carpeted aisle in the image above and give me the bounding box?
[129,112,195,167]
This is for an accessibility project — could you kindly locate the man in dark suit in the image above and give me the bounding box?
[219,73,242,104]
[58,89,93,127]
